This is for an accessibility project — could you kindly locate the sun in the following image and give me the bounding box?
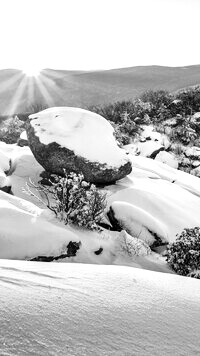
[23,66,42,77]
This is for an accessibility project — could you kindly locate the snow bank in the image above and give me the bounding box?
[0,261,199,356]
[135,140,164,157]
[0,190,168,270]
[0,190,114,263]
[0,150,10,187]
[29,107,129,167]
[139,125,170,148]
[0,144,44,205]
[0,191,81,259]
[155,151,179,169]
[129,154,200,197]
[108,178,200,244]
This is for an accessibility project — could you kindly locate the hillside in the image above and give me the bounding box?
[0,65,200,114]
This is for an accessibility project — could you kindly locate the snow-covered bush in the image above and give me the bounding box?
[175,86,200,116]
[187,270,200,279]
[139,90,174,120]
[0,116,25,143]
[110,117,142,146]
[115,230,151,258]
[89,99,153,125]
[168,117,198,145]
[166,227,200,277]
[29,172,107,231]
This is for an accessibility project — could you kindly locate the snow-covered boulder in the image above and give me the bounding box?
[26,107,132,184]
[107,178,200,245]
[155,151,179,169]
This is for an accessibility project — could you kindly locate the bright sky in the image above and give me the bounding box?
[0,0,199,71]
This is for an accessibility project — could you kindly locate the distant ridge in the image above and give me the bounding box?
[0,65,200,114]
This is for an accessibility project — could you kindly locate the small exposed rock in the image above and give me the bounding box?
[0,186,13,194]
[94,247,103,255]
[30,241,81,262]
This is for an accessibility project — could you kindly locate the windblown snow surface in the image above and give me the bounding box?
[0,260,200,356]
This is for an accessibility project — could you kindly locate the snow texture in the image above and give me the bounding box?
[155,151,179,169]
[29,107,129,167]
[0,260,199,356]
[129,154,200,197]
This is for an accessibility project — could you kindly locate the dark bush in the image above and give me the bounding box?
[27,172,107,231]
[0,116,25,143]
[175,86,200,116]
[139,90,174,120]
[166,227,200,277]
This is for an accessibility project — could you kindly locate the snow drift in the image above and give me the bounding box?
[108,178,200,244]
[0,260,199,356]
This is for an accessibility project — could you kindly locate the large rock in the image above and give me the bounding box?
[26,107,132,184]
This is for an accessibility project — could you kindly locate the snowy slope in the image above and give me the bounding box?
[0,260,199,356]
[0,149,10,187]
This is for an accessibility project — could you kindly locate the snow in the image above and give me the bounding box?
[135,140,164,157]
[129,154,200,197]
[140,125,170,149]
[29,107,129,168]
[19,130,27,140]
[0,134,200,354]
[192,112,200,119]
[108,178,200,244]
[125,126,170,158]
[155,151,179,169]
[0,260,200,356]
[172,99,182,104]
[185,146,200,159]
[0,188,168,270]
[0,190,81,260]
[0,150,10,187]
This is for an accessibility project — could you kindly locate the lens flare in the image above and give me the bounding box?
[23,66,42,77]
